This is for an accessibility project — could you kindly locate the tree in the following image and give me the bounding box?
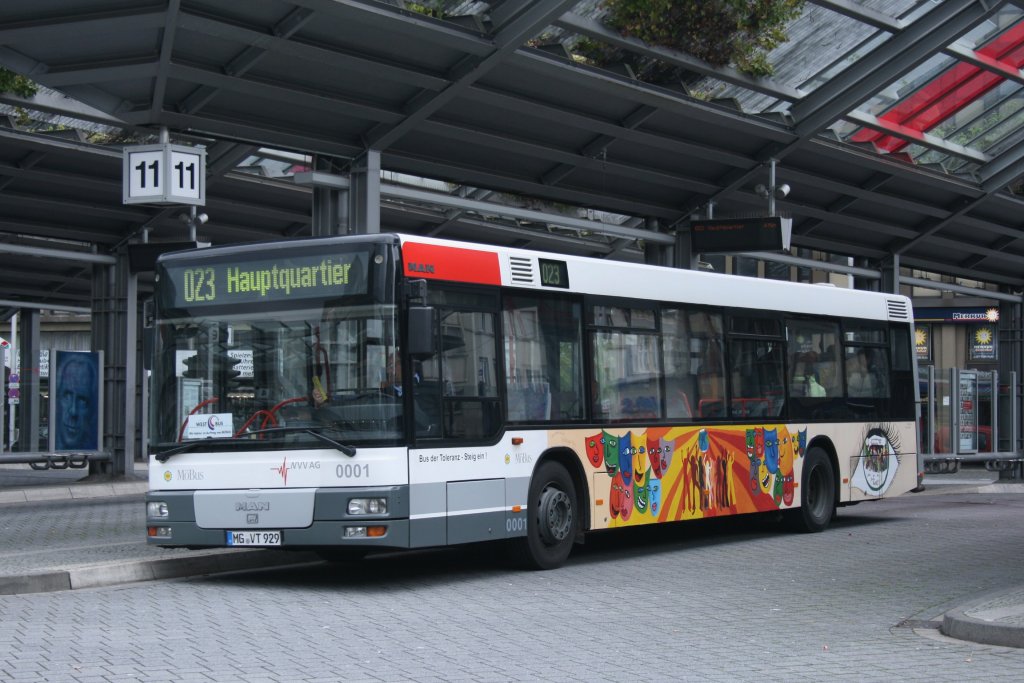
[575,0,804,83]
[0,68,37,98]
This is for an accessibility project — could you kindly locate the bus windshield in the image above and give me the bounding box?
[149,240,404,453]
[150,303,402,452]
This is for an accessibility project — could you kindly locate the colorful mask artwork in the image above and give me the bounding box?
[584,424,810,527]
[583,422,905,526]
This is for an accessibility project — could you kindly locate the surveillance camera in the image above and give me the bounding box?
[197,213,209,225]
[177,213,190,224]
[775,183,791,198]
[754,183,769,198]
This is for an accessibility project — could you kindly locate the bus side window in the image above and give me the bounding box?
[728,337,784,418]
[502,294,583,423]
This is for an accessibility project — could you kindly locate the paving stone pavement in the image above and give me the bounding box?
[0,463,1023,680]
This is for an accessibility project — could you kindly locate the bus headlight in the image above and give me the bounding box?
[347,497,387,515]
[147,501,169,518]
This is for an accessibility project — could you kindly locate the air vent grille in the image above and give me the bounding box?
[887,299,910,320]
[508,256,537,286]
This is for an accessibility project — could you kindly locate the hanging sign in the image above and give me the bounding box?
[123,143,206,206]
[690,216,792,252]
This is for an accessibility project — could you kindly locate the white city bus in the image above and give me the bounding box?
[146,233,920,569]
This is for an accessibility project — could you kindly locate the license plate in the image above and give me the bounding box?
[226,530,281,546]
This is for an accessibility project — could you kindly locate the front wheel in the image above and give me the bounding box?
[510,461,578,570]
[786,447,836,533]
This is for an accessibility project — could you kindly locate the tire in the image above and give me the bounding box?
[787,447,836,533]
[510,461,578,570]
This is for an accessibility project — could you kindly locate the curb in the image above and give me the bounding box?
[941,587,1024,649]
[0,549,321,596]
[0,481,149,505]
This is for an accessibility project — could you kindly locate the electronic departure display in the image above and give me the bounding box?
[160,251,369,308]
[538,258,569,288]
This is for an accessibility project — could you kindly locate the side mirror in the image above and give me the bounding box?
[407,306,436,358]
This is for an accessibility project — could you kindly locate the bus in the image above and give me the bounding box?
[146,233,920,569]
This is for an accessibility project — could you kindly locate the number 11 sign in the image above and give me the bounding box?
[123,143,206,206]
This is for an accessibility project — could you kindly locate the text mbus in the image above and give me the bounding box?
[146,233,920,569]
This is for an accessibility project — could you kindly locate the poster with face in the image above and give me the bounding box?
[50,350,103,451]
[851,426,900,496]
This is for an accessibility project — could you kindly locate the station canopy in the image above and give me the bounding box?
[1,0,1024,314]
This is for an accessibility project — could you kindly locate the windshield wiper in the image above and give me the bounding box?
[154,427,356,463]
[241,426,357,456]
[154,439,226,463]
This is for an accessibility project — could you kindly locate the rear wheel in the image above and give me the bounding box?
[510,461,578,570]
[787,447,835,533]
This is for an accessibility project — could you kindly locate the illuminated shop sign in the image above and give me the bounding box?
[914,307,999,324]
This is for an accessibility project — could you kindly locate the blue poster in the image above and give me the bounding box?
[52,350,101,451]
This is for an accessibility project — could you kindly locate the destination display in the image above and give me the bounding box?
[161,251,369,308]
[538,258,569,288]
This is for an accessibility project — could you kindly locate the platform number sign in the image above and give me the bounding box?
[123,143,206,206]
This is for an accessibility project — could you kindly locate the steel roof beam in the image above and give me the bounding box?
[0,6,168,44]
[150,0,180,119]
[20,59,158,88]
[388,154,678,219]
[842,110,991,164]
[144,111,364,159]
[0,298,91,313]
[807,0,904,31]
[176,6,315,116]
[382,183,675,245]
[167,62,404,122]
[0,90,126,129]
[791,0,1009,137]
[945,41,1024,87]
[959,234,1019,269]
[0,218,113,244]
[419,119,722,195]
[0,243,115,265]
[174,10,448,92]
[902,273,1023,300]
[288,0,495,53]
[464,85,755,167]
[365,0,580,151]
[980,135,1024,192]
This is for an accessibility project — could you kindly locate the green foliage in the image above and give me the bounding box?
[405,1,445,19]
[0,68,38,98]
[579,0,804,81]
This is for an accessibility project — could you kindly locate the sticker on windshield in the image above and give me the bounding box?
[183,413,234,440]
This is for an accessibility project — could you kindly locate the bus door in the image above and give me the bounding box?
[412,287,501,442]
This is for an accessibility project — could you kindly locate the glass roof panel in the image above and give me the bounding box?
[840,13,1024,171]
[692,0,942,114]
